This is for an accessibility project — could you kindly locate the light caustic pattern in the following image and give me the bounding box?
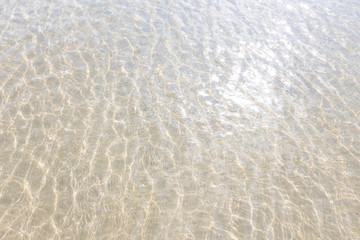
[0,0,360,239]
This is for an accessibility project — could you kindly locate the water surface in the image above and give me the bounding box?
[0,0,360,239]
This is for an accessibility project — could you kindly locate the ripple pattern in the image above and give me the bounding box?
[0,0,360,239]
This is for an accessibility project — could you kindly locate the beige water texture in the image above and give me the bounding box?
[0,0,360,239]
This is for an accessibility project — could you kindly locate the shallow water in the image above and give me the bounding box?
[0,0,360,239]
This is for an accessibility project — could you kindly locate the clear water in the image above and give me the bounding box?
[0,0,359,239]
